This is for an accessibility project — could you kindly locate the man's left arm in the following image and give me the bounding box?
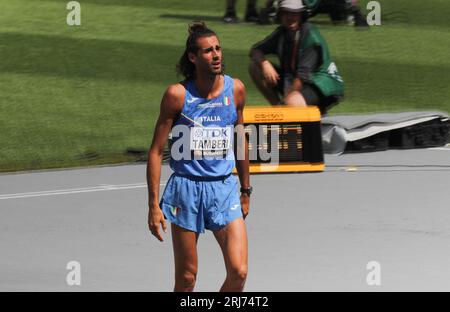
[233,79,251,219]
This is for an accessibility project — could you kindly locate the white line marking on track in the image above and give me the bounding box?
[428,144,450,151]
[428,147,450,151]
[0,183,166,200]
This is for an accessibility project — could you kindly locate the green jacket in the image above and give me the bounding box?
[251,22,344,97]
[303,0,321,11]
[301,23,344,97]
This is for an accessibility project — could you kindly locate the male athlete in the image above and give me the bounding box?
[147,22,251,292]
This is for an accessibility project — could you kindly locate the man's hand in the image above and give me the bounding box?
[261,60,279,87]
[240,194,250,219]
[148,206,167,242]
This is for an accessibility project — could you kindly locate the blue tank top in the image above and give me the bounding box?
[169,75,237,178]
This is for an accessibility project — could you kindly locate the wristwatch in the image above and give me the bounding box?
[240,186,253,196]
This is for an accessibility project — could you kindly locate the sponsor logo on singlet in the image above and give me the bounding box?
[190,126,232,151]
[197,102,223,108]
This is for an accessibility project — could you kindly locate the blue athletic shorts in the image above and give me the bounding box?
[160,173,243,233]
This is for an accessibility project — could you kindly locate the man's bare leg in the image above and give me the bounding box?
[214,218,248,292]
[226,0,237,9]
[171,223,200,292]
[284,90,307,106]
[248,61,281,105]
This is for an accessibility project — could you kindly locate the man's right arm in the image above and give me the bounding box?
[249,28,282,86]
[249,27,281,63]
[147,84,184,242]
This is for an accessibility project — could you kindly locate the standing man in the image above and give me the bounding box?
[223,0,259,23]
[147,22,251,292]
[259,0,369,27]
[249,0,345,114]
[305,0,369,27]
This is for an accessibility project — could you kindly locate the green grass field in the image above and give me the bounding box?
[1,0,449,172]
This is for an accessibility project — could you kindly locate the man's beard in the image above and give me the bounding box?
[213,67,224,75]
[207,65,224,77]
[211,59,224,76]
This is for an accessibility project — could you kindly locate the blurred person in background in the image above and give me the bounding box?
[223,0,259,23]
[249,0,345,115]
[259,0,369,27]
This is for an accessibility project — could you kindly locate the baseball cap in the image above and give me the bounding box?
[278,0,306,12]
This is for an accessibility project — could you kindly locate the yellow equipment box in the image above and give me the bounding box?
[235,105,324,174]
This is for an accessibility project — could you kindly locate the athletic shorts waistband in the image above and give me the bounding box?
[172,173,232,182]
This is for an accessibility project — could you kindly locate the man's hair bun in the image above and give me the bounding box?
[188,21,207,34]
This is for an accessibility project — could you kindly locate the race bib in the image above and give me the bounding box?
[190,126,232,151]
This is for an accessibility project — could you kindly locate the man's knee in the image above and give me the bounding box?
[176,269,197,290]
[228,265,248,283]
[284,90,307,106]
